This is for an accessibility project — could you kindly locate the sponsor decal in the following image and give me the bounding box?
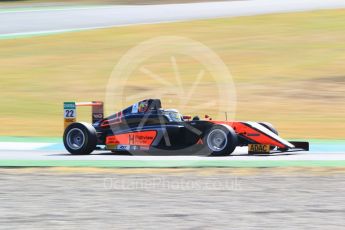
[131,145,139,151]
[64,118,75,122]
[93,113,103,119]
[116,145,130,151]
[129,133,155,145]
[92,101,104,123]
[106,144,117,150]
[248,144,270,153]
[140,146,150,151]
[64,102,76,110]
[106,130,157,146]
[106,136,121,145]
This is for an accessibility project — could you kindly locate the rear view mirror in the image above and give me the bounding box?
[183,115,192,120]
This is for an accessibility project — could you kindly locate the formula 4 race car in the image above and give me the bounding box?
[63,99,309,156]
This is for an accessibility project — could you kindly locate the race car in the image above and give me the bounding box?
[63,99,309,156]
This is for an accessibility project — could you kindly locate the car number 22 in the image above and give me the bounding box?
[65,109,75,118]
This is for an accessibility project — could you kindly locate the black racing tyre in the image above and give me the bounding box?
[259,122,278,135]
[63,122,97,155]
[204,125,238,156]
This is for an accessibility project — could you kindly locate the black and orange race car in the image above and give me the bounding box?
[63,99,309,156]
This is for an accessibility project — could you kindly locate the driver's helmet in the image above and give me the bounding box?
[138,100,149,113]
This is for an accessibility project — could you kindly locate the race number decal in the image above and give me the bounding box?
[64,102,76,129]
[64,102,76,118]
[65,109,75,118]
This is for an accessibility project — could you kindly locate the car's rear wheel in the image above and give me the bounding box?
[63,122,97,155]
[204,125,238,156]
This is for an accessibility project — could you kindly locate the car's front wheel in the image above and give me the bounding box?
[63,122,97,155]
[204,125,238,156]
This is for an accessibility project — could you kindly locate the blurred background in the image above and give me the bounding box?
[0,0,344,140]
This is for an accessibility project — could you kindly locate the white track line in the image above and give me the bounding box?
[1,0,345,37]
[0,142,55,151]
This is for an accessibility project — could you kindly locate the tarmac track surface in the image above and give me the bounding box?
[0,168,344,229]
[1,0,345,36]
[0,147,344,167]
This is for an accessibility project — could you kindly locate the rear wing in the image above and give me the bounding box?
[63,101,104,129]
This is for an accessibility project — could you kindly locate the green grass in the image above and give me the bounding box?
[0,9,344,138]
